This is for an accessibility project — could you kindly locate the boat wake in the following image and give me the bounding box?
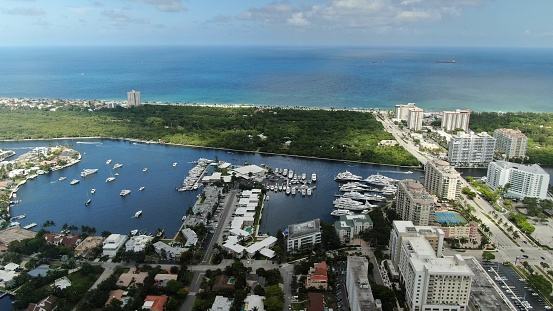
[76,141,103,145]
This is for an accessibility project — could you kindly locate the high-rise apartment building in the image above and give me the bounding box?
[424,159,461,200]
[395,103,417,121]
[389,221,473,311]
[396,180,436,226]
[493,128,528,158]
[398,238,474,311]
[448,132,495,167]
[346,256,378,311]
[388,220,444,271]
[127,90,141,107]
[407,107,424,131]
[441,109,470,132]
[486,161,550,199]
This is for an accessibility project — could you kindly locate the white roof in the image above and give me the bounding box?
[245,236,277,254]
[259,248,275,258]
[230,228,251,237]
[4,263,19,271]
[223,241,245,253]
[181,228,198,247]
[244,295,266,311]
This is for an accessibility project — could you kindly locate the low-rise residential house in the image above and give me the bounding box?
[105,289,129,307]
[43,233,82,248]
[305,262,328,290]
[142,295,168,311]
[102,234,128,257]
[153,241,187,259]
[25,295,57,311]
[154,273,178,287]
[210,295,233,311]
[117,269,149,288]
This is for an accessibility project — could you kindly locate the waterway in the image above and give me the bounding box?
[2,139,421,237]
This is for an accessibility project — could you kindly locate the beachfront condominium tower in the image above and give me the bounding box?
[448,131,496,167]
[395,102,417,121]
[407,107,424,131]
[127,90,141,107]
[493,128,528,159]
[486,161,550,199]
[424,159,461,200]
[441,109,471,132]
[396,179,436,226]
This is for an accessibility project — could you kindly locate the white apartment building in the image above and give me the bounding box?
[398,237,473,311]
[334,214,374,243]
[395,103,417,121]
[389,221,444,271]
[396,180,436,226]
[346,256,378,311]
[127,90,141,107]
[441,109,470,132]
[493,128,528,158]
[424,159,461,200]
[407,107,424,131]
[448,132,495,167]
[102,234,128,257]
[486,161,550,199]
[286,219,321,252]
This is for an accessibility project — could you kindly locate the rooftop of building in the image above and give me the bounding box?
[288,218,321,240]
[404,237,474,276]
[494,128,527,137]
[491,161,549,175]
[347,256,377,309]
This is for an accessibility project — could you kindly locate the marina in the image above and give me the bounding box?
[5,139,422,236]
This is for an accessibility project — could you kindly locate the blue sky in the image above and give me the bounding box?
[1,0,552,47]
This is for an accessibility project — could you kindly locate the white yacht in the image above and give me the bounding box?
[283,168,288,176]
[106,159,112,164]
[365,174,397,186]
[80,169,98,177]
[331,209,354,217]
[91,189,96,194]
[288,170,294,179]
[291,187,297,195]
[113,163,123,169]
[58,176,67,181]
[301,173,307,180]
[106,176,115,182]
[120,189,131,196]
[143,168,148,172]
[306,188,312,196]
[311,173,317,182]
[334,170,363,182]
[173,162,177,167]
[134,210,142,218]
[70,179,80,185]
[85,198,91,206]
[130,229,138,236]
[139,186,145,191]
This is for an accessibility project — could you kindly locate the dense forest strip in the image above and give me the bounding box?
[0,105,420,166]
[469,112,553,167]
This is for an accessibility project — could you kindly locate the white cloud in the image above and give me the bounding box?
[287,12,309,26]
[236,0,490,33]
[102,10,150,26]
[124,0,187,12]
[4,7,45,16]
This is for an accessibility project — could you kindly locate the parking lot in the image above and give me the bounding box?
[482,262,551,310]
[333,263,350,311]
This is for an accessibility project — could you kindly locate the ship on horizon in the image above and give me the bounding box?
[436,60,456,63]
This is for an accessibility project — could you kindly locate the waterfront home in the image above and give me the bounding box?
[25,295,58,311]
[102,234,128,257]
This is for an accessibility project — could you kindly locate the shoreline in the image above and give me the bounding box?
[0,136,423,169]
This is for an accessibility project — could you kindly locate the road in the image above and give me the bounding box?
[201,190,238,264]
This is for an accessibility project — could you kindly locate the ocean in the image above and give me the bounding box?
[0,46,552,112]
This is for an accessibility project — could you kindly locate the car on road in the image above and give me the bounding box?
[521,249,525,252]
[541,256,546,260]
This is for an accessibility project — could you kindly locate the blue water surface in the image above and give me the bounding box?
[0,46,552,112]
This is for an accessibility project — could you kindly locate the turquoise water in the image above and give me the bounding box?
[0,46,552,111]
